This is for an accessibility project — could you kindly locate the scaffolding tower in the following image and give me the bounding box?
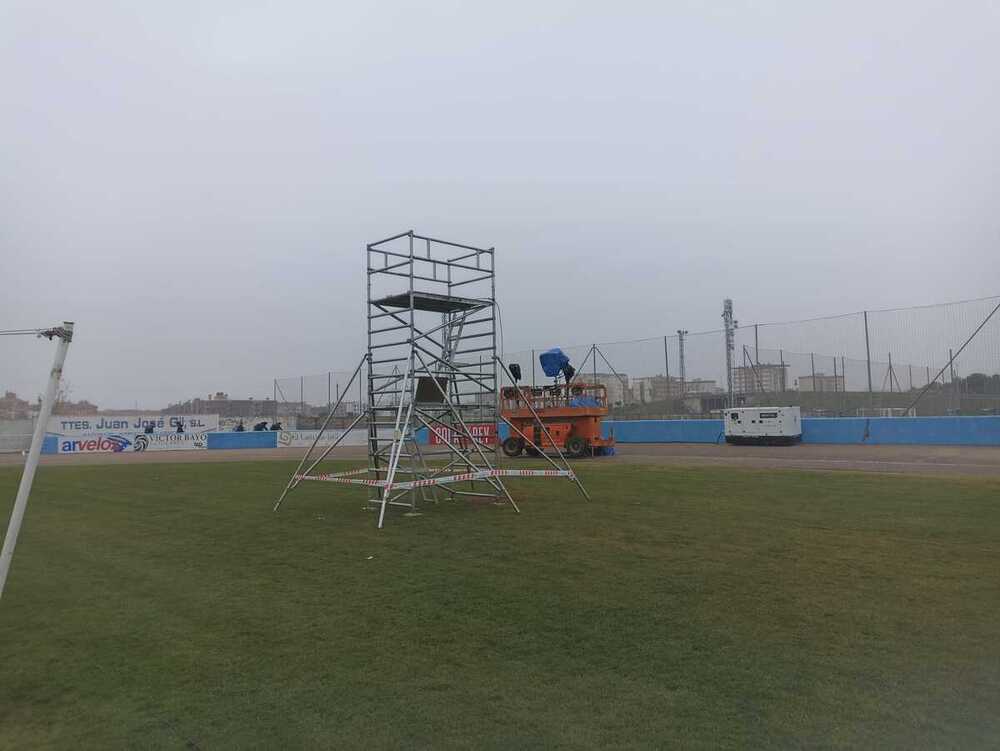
[275,231,588,528]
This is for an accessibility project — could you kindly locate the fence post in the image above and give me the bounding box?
[677,330,688,395]
[663,335,669,383]
[842,355,848,414]
[832,356,838,392]
[949,347,957,412]
[863,311,873,405]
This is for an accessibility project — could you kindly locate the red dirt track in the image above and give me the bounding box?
[3,444,999,478]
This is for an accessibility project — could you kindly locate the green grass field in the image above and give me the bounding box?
[1,460,999,749]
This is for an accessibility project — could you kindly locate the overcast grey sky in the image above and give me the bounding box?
[2,1,998,408]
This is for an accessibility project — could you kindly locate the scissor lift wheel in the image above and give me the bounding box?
[565,435,588,458]
[502,437,524,457]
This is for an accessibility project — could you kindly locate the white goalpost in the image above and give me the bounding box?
[0,322,74,600]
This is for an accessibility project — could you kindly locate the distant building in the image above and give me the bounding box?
[631,375,674,403]
[589,372,629,405]
[628,375,718,402]
[683,378,719,395]
[683,393,731,414]
[798,373,845,392]
[51,399,99,416]
[630,376,653,403]
[733,363,789,393]
[165,395,278,417]
[0,391,33,420]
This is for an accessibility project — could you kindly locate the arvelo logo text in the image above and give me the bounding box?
[60,434,132,453]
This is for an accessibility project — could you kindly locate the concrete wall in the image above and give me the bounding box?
[602,416,1000,446]
[603,420,725,444]
[406,417,1000,447]
[801,416,1000,446]
[205,431,278,450]
[37,416,1000,453]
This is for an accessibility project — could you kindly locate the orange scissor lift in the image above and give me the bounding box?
[500,382,616,459]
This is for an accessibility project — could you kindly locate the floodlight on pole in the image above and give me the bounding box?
[0,322,74,601]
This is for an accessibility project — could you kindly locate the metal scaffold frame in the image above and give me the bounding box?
[275,231,588,528]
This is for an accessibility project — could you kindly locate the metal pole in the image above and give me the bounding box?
[903,298,1000,414]
[663,335,670,389]
[494,356,590,502]
[779,349,785,392]
[274,354,368,511]
[677,330,688,395]
[908,364,913,391]
[863,311,873,405]
[328,372,332,412]
[832,356,838,393]
[950,347,956,412]
[592,344,597,387]
[490,250,500,475]
[754,323,759,366]
[888,352,894,393]
[531,349,535,389]
[722,300,735,407]
[1,322,73,600]
[300,375,304,416]
[841,355,847,414]
[810,352,816,392]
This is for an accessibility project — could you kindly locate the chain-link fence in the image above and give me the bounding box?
[272,369,368,429]
[501,295,1000,418]
[6,296,995,444]
[261,296,1000,425]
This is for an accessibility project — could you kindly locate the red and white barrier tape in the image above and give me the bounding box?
[295,473,383,487]
[295,467,574,490]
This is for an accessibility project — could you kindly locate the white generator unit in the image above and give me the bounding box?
[724,406,801,445]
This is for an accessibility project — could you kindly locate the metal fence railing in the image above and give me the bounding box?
[0,422,34,454]
[5,296,999,430]
[499,295,1000,418]
[14,295,985,427]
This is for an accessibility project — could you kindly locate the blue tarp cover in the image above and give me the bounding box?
[539,348,570,377]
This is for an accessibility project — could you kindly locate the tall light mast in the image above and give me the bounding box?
[723,299,737,406]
